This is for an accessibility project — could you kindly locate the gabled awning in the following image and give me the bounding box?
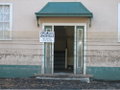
[35,2,93,18]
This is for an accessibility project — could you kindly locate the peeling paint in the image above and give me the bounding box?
[87,50,120,67]
[0,49,42,65]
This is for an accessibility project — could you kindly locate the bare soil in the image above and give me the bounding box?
[0,78,120,89]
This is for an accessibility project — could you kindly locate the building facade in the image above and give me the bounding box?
[0,0,120,80]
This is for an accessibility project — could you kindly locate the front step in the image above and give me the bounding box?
[35,74,92,83]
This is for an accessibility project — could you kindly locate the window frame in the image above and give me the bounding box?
[118,3,120,42]
[0,3,12,40]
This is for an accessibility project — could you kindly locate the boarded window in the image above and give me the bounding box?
[0,4,12,40]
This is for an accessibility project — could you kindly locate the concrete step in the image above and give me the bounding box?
[35,74,92,83]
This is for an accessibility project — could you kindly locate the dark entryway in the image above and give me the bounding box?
[54,26,74,73]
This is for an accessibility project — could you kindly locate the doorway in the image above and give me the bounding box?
[43,24,85,75]
[54,26,74,73]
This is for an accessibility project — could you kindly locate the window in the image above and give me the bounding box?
[0,3,12,40]
[118,3,120,42]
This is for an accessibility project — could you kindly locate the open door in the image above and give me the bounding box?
[74,26,84,74]
[43,25,85,75]
[44,26,54,74]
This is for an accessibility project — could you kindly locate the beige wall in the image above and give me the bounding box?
[0,0,119,32]
[0,0,120,66]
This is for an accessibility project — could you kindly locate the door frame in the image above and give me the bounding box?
[41,23,87,75]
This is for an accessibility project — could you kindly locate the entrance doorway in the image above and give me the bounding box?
[43,24,85,75]
[54,26,74,73]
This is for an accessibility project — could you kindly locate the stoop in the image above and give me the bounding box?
[35,73,92,83]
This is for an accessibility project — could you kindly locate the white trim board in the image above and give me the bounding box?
[43,23,86,26]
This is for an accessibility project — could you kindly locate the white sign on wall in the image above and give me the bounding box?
[39,31,55,42]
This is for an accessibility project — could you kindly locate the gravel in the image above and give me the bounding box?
[0,78,120,89]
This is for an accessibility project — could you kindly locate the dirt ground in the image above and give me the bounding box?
[0,78,120,89]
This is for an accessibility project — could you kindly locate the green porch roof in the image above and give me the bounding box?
[35,2,93,18]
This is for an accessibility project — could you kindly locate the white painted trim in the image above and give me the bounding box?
[0,3,12,5]
[74,25,77,74]
[118,3,120,42]
[84,24,87,75]
[10,3,13,40]
[41,25,45,74]
[42,23,87,75]
[43,23,86,26]
[0,3,13,40]
[52,25,54,74]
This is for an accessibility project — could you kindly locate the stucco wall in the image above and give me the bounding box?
[0,0,120,68]
[87,32,120,67]
[1,0,119,32]
[0,40,42,65]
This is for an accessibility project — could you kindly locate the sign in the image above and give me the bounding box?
[40,31,55,42]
